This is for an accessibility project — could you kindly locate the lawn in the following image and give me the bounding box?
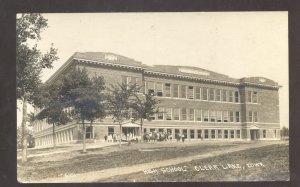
[101,143,289,182]
[17,141,289,182]
[18,141,240,181]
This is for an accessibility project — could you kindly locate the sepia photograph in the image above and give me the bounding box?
[16,12,289,183]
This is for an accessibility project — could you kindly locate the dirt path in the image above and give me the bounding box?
[28,141,284,183]
[17,142,122,160]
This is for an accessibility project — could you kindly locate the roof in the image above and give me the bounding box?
[73,52,147,68]
[146,65,239,83]
[46,52,279,88]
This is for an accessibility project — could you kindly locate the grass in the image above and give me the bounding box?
[17,141,289,182]
[101,143,289,182]
[17,141,238,181]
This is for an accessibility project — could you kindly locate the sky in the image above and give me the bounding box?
[17,12,288,128]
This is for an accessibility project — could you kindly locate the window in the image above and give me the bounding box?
[131,108,138,118]
[150,128,155,132]
[130,77,138,85]
[253,111,258,122]
[164,83,171,97]
[149,114,155,120]
[197,130,202,139]
[181,108,187,120]
[224,130,229,139]
[236,130,241,138]
[230,130,235,139]
[181,85,187,98]
[248,91,258,103]
[263,130,266,138]
[203,88,208,100]
[204,130,209,139]
[144,128,147,133]
[86,126,93,139]
[216,111,222,122]
[173,108,179,120]
[209,88,215,101]
[157,107,164,120]
[223,111,228,122]
[173,84,179,98]
[218,130,222,139]
[229,91,234,102]
[195,87,201,99]
[235,91,239,103]
[249,111,253,122]
[159,128,164,133]
[203,110,209,122]
[211,130,216,139]
[188,86,194,99]
[167,129,172,134]
[235,112,240,122]
[147,81,155,95]
[222,90,227,102]
[253,92,258,103]
[156,83,163,97]
[122,76,138,87]
[190,129,195,139]
[175,129,180,135]
[210,111,216,122]
[108,127,114,136]
[229,111,234,122]
[247,91,252,102]
[195,109,202,121]
[189,109,195,121]
[165,108,172,120]
[121,76,127,85]
[216,89,221,101]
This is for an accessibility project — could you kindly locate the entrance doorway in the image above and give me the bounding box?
[250,130,259,140]
[122,127,139,141]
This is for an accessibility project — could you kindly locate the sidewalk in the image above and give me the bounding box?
[17,142,123,160]
[29,141,284,183]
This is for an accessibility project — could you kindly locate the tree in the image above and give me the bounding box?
[131,93,159,142]
[107,83,139,147]
[60,68,106,153]
[17,13,59,163]
[35,83,71,149]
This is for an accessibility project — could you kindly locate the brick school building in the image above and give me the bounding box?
[33,52,281,147]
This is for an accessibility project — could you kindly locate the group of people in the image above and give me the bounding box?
[175,133,186,142]
[143,131,173,142]
[104,133,118,143]
[104,132,139,143]
[104,131,188,143]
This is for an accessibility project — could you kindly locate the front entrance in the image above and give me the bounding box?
[122,127,139,141]
[250,130,259,140]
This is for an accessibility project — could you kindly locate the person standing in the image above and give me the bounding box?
[182,134,185,143]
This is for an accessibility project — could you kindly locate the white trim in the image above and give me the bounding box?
[74,58,146,70]
[145,70,240,86]
[153,95,242,104]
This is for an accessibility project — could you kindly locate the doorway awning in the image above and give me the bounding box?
[122,122,140,128]
[249,125,260,130]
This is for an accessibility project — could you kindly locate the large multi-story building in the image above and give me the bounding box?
[33,52,281,147]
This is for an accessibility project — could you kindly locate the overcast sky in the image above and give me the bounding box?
[17,12,288,128]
